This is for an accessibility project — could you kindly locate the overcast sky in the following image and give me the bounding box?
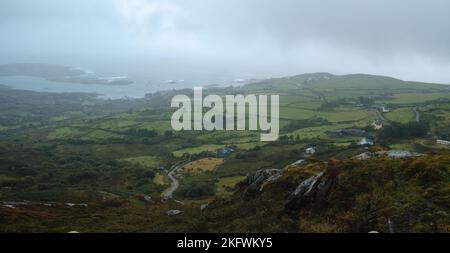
[1,0,449,83]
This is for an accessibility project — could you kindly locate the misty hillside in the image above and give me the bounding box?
[244,73,449,92]
[0,70,449,233]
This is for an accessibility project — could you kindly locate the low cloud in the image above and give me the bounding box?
[1,0,449,83]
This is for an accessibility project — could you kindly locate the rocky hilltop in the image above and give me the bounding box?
[197,154,449,233]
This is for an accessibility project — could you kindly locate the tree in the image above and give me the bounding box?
[164,130,173,138]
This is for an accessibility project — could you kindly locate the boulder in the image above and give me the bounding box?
[285,171,335,210]
[143,195,154,203]
[353,150,421,160]
[166,210,183,216]
[200,203,210,210]
[243,168,282,193]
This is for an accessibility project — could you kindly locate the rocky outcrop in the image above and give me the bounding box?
[242,168,282,193]
[239,162,336,209]
[200,202,210,210]
[353,150,421,160]
[166,210,183,216]
[284,171,335,210]
[143,195,154,203]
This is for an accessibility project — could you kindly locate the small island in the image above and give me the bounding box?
[0,63,133,85]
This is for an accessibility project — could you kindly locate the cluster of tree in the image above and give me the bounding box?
[318,98,347,111]
[0,143,164,200]
[127,128,158,138]
[179,181,215,198]
[355,96,375,106]
[181,150,218,161]
[376,121,429,141]
[67,170,101,184]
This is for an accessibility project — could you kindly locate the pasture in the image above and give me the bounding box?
[183,158,224,173]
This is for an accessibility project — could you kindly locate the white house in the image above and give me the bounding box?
[358,138,374,146]
[381,105,390,113]
[305,147,316,155]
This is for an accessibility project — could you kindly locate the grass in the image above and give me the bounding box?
[138,121,172,133]
[389,142,418,152]
[385,108,415,123]
[388,93,450,104]
[49,116,69,122]
[317,108,374,123]
[288,123,354,140]
[97,120,140,130]
[82,130,123,141]
[279,95,320,106]
[279,107,316,120]
[216,176,246,197]
[196,131,259,143]
[47,127,87,140]
[234,142,265,150]
[183,158,224,173]
[153,173,166,186]
[280,104,374,123]
[173,144,225,157]
[122,156,162,168]
[286,101,323,110]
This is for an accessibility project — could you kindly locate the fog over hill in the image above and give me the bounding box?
[1,0,450,84]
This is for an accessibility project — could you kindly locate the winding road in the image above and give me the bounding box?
[162,163,184,199]
[373,109,386,121]
[412,107,420,122]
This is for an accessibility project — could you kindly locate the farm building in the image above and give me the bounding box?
[436,139,450,145]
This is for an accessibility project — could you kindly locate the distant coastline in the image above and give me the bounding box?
[0,63,134,86]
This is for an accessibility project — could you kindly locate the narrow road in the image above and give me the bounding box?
[162,163,183,199]
[412,107,420,122]
[373,109,385,121]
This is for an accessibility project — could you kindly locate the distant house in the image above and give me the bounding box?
[381,105,390,113]
[305,147,316,155]
[358,138,374,146]
[217,147,235,156]
[436,139,450,145]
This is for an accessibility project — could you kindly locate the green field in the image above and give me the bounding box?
[279,107,316,120]
[289,123,355,140]
[317,108,374,123]
[385,108,415,123]
[122,156,163,168]
[234,142,265,150]
[388,93,450,104]
[183,158,224,173]
[173,144,225,157]
[47,127,88,140]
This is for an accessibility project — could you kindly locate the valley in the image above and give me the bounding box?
[0,73,449,233]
